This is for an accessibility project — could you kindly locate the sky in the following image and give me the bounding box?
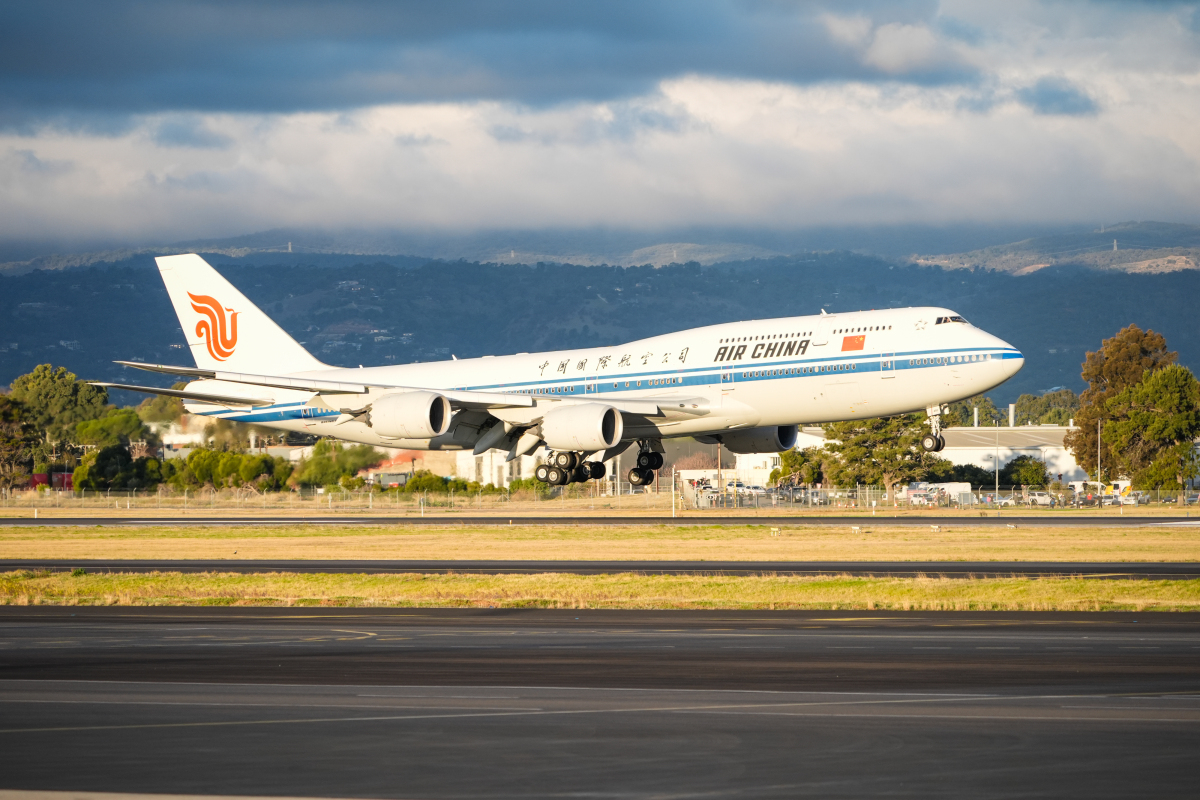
[2,0,1199,250]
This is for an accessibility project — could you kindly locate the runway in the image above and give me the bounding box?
[1,607,1198,797]
[1,513,1195,528]
[4,557,1199,579]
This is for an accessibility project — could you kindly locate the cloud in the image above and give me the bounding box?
[152,117,233,148]
[1,1,1199,245]
[0,0,973,130]
[1016,76,1099,116]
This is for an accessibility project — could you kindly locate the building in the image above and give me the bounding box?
[735,424,1089,485]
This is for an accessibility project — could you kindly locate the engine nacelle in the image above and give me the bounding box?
[715,425,798,454]
[368,391,451,439]
[541,403,624,452]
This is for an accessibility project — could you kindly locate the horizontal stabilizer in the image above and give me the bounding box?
[90,382,274,408]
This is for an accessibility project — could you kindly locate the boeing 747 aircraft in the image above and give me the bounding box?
[96,254,1023,486]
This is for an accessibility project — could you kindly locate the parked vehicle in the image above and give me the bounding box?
[1026,491,1056,507]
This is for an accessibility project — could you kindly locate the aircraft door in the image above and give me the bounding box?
[881,352,896,379]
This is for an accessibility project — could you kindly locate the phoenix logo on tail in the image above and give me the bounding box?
[188,292,238,361]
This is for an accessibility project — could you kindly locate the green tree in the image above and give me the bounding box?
[1000,454,1050,487]
[136,385,186,424]
[769,446,826,487]
[822,414,941,500]
[1102,365,1200,501]
[0,396,37,492]
[75,408,152,448]
[9,364,110,443]
[292,440,384,487]
[1064,325,1177,480]
[944,394,1002,427]
[1014,389,1079,426]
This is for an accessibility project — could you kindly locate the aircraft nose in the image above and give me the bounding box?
[1001,341,1024,378]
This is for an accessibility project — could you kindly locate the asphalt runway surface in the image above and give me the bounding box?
[3,513,1197,527]
[4,557,1199,579]
[1,607,1198,798]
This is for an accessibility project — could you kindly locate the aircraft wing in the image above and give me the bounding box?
[112,361,534,409]
[90,382,274,408]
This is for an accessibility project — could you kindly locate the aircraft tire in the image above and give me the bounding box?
[572,466,591,483]
[546,466,567,485]
[534,464,551,483]
[628,468,648,486]
[553,451,578,470]
[935,435,946,452]
[920,434,940,452]
[587,461,607,480]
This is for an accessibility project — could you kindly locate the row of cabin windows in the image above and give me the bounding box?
[909,354,991,366]
[742,363,855,378]
[834,325,891,334]
[718,331,812,344]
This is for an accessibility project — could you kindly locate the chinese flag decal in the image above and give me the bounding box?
[842,335,866,351]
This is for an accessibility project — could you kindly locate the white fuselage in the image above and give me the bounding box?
[184,306,1022,449]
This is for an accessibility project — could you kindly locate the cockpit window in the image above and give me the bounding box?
[935,315,968,325]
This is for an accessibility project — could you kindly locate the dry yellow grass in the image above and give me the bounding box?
[3,570,1197,612]
[0,522,1197,562]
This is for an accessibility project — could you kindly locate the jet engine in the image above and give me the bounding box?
[368,391,451,439]
[541,403,624,452]
[714,425,798,454]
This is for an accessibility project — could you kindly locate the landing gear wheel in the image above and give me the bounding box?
[921,434,940,453]
[552,451,578,470]
[545,466,568,485]
[628,467,655,486]
[571,466,591,483]
[535,464,551,483]
[637,451,663,470]
[935,434,946,452]
[587,461,607,480]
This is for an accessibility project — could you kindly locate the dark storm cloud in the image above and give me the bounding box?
[0,0,972,126]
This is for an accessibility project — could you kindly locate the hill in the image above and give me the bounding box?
[1,252,1197,407]
[915,221,1200,274]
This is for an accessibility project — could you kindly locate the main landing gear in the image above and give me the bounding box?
[628,448,662,486]
[534,451,607,486]
[921,404,947,452]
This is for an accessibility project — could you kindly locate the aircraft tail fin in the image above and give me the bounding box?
[155,253,327,374]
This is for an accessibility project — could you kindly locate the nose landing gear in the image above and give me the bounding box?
[921,404,947,452]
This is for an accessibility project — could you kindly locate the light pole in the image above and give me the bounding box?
[994,420,1000,500]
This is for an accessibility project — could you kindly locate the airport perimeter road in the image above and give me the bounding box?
[1,608,1198,798]
[1,513,1195,527]
[4,558,1200,579]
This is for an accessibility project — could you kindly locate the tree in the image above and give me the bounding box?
[0,396,37,492]
[769,446,826,487]
[1102,365,1200,501]
[822,414,941,500]
[1014,389,1079,426]
[292,440,384,487]
[9,364,110,443]
[1000,455,1050,487]
[136,385,186,424]
[943,394,1002,427]
[75,408,152,448]
[1065,325,1177,479]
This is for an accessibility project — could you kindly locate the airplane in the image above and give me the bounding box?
[94,254,1024,486]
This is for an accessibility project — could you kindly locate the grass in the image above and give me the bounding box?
[3,570,1198,612]
[1,522,1197,563]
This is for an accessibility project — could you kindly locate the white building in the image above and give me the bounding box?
[735,424,1088,486]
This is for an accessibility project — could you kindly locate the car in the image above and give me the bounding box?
[1026,491,1056,507]
[744,485,767,496]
